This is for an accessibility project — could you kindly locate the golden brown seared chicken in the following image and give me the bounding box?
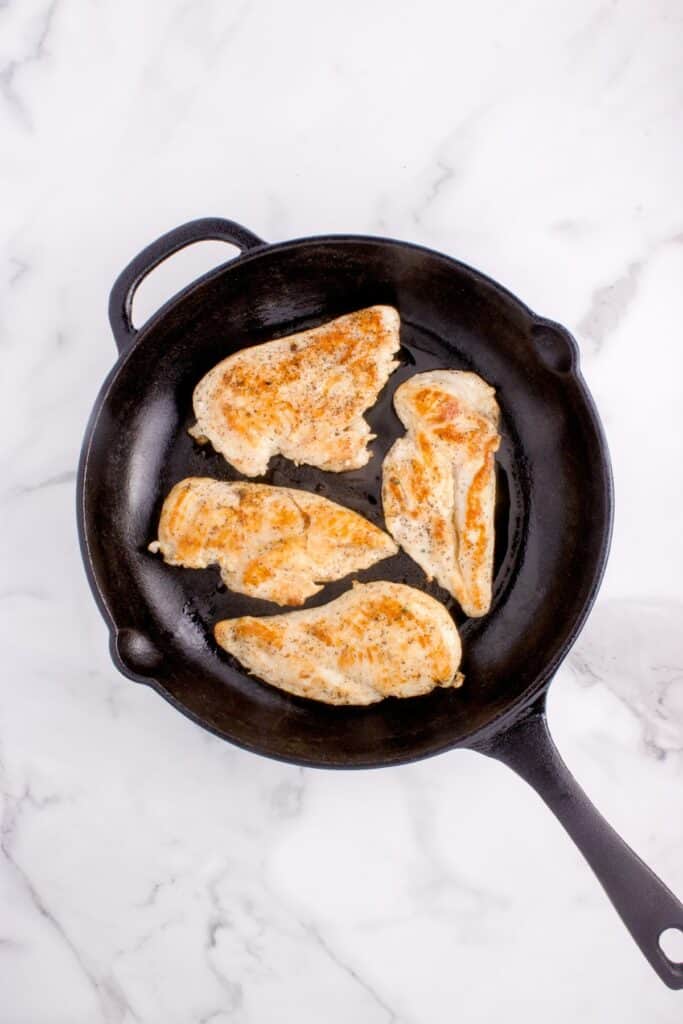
[214,581,462,705]
[382,371,500,617]
[149,478,397,606]
[189,306,400,476]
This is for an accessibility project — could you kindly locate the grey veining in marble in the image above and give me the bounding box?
[1,0,682,1021]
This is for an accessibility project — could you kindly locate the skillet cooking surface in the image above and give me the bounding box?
[151,326,522,667]
[81,238,611,766]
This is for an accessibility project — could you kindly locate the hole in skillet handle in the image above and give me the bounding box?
[530,318,579,374]
[131,240,242,329]
[108,217,265,355]
[660,927,683,966]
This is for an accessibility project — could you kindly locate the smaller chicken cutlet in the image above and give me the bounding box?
[189,306,400,476]
[214,581,463,705]
[149,478,397,606]
[382,370,501,617]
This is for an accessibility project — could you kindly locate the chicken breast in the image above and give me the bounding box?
[214,581,462,705]
[189,306,400,476]
[149,478,397,606]
[382,371,500,617]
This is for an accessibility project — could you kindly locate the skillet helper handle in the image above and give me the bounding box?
[108,217,265,353]
[478,701,683,989]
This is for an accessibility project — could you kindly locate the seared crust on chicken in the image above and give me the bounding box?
[382,371,500,617]
[214,581,463,705]
[189,306,400,476]
[149,478,397,606]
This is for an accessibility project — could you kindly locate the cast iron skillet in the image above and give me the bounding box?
[78,217,683,987]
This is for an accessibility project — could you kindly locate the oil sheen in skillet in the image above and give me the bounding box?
[146,315,525,697]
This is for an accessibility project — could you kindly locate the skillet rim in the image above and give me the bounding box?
[77,231,614,767]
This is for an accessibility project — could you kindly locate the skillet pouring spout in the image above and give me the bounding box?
[475,697,683,989]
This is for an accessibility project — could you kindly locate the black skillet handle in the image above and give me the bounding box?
[108,217,265,354]
[476,697,683,988]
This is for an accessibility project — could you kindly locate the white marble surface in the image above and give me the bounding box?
[2,0,683,1020]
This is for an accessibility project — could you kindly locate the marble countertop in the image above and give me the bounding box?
[2,0,683,1020]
